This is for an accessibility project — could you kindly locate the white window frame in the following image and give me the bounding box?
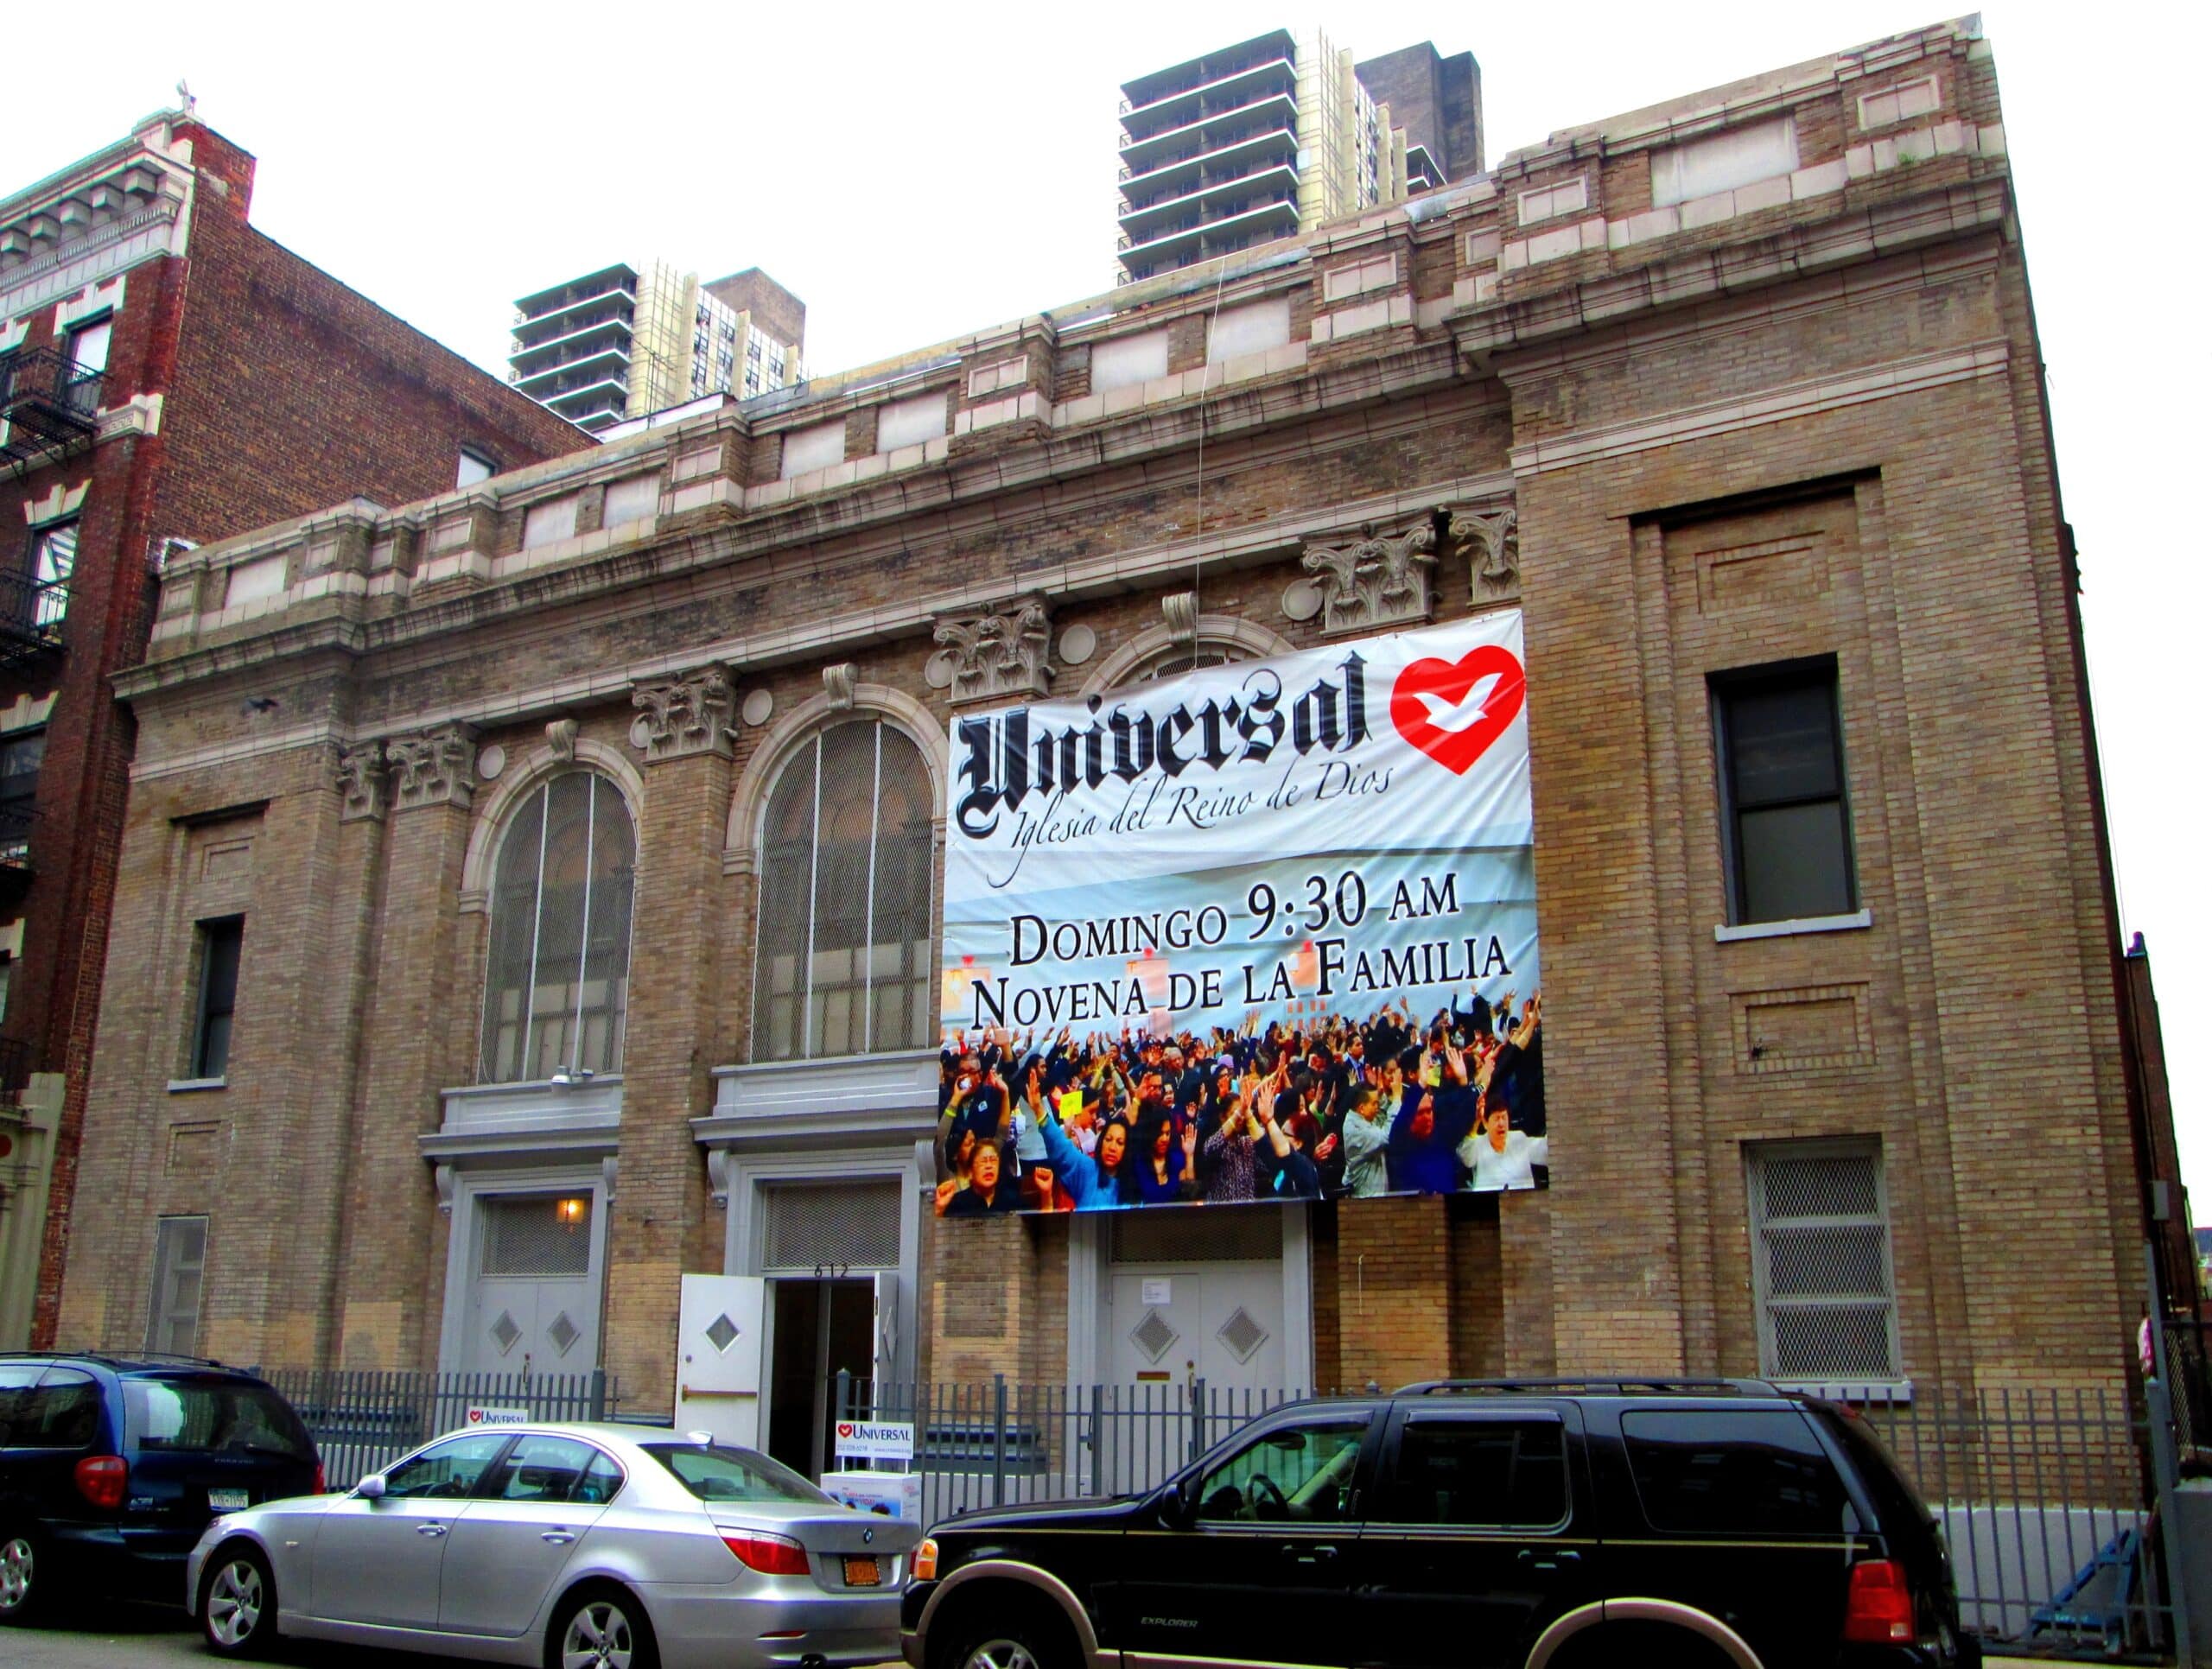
[146,1215,209,1356]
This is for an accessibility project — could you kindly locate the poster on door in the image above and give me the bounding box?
[934,613,1546,1216]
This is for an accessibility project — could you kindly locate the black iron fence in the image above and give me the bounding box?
[841,1374,2173,1661]
[257,1368,620,1489]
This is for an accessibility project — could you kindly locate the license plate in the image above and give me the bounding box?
[208,1489,249,1512]
[842,1556,880,1587]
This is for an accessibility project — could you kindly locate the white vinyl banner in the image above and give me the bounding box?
[942,614,1537,1039]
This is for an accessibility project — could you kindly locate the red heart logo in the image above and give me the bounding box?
[467,1410,482,1423]
[1390,646,1527,775]
[837,1423,855,1439]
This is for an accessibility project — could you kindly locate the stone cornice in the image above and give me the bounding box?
[118,341,1481,702]
[1456,177,2010,364]
[124,463,1514,782]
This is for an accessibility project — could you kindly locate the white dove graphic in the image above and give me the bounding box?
[1414,675,1503,734]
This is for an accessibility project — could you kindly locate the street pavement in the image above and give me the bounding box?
[1,1604,2060,1669]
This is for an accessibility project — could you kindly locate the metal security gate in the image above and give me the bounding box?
[257,1368,619,1489]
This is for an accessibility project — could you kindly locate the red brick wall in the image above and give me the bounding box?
[19,118,594,1345]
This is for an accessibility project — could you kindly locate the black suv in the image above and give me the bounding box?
[902,1379,1977,1669]
[0,1354,320,1623]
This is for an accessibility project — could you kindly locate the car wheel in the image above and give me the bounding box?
[949,1611,1070,1669]
[200,1545,278,1658]
[550,1583,658,1669]
[0,1528,52,1626]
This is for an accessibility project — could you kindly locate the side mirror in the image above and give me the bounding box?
[354,1474,387,1501]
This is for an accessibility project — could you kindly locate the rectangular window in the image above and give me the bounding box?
[456,448,495,488]
[1713,662,1855,925]
[147,1215,209,1356]
[1382,1415,1569,1527]
[67,316,112,376]
[1622,1407,1851,1535]
[193,917,244,1078]
[28,521,77,631]
[1748,1139,1901,1385]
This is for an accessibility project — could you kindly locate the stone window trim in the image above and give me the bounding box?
[1077,613,1295,698]
[165,1076,228,1094]
[1713,908,1873,943]
[459,737,645,914]
[721,682,948,877]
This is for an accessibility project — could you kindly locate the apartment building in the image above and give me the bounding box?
[1116,29,1482,283]
[0,107,593,1349]
[508,262,805,435]
[49,22,2177,1486]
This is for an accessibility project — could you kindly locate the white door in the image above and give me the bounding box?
[675,1273,766,1448]
[1108,1262,1286,1393]
[461,1191,603,1379]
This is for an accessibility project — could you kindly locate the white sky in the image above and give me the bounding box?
[10,2,2206,1189]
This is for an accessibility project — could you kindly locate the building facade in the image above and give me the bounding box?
[54,21,2173,1481]
[0,109,594,1349]
[509,262,805,435]
[1116,29,1482,285]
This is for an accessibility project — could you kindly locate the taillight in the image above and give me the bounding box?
[913,1537,939,1581]
[1844,1558,1916,1644]
[722,1532,810,1576]
[74,1455,128,1511]
[314,1461,327,1495]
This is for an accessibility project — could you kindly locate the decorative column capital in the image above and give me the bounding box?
[1300,520,1438,637]
[331,739,388,823]
[629,666,735,763]
[387,722,477,812]
[925,594,1054,706]
[1448,504,1520,605]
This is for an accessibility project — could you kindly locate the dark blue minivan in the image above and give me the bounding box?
[0,1354,320,1622]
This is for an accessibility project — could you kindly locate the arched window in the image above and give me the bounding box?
[753,720,933,1062]
[480,771,636,1082]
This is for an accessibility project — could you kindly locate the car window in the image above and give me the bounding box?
[1622,1408,1853,1536]
[1382,1415,1567,1528]
[14,1370,102,1450]
[383,1432,512,1500]
[125,1379,315,1461]
[643,1444,831,1504]
[573,1450,625,1506]
[1194,1415,1370,1525]
[489,1436,604,1503]
[0,1365,47,1445]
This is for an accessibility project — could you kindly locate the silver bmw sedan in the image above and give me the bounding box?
[182,1422,918,1669]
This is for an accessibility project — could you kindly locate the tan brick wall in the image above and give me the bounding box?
[54,22,2149,1417]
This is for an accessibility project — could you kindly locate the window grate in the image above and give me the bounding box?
[751,721,934,1063]
[762,1180,903,1272]
[480,1195,592,1279]
[1747,1141,1898,1382]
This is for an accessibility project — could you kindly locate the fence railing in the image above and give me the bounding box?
[842,1375,2170,1661]
[257,1368,620,1489]
[1847,1383,2169,1657]
[837,1375,1304,1526]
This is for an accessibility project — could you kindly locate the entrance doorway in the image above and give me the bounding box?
[458,1189,603,1378]
[765,1278,874,1478]
[1105,1208,1288,1394]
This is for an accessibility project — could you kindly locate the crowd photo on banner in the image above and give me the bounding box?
[934,614,1548,1218]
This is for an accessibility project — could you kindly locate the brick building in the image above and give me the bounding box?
[0,107,592,1349]
[50,21,2179,1478]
